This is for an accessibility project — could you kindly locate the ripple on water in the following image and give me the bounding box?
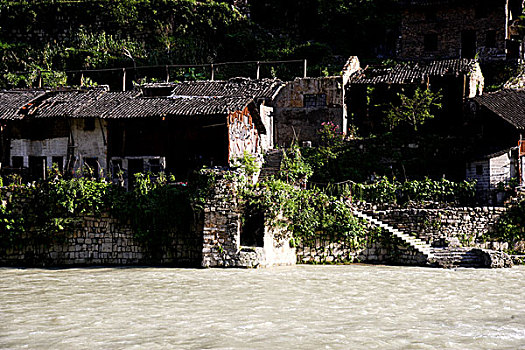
[0,265,524,350]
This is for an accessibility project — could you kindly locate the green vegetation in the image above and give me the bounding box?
[0,171,213,253]
[489,199,525,248]
[0,0,402,88]
[384,88,442,132]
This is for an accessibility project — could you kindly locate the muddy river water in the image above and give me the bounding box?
[1,265,524,349]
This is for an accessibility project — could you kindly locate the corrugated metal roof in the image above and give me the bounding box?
[168,77,284,99]
[0,90,47,120]
[473,89,525,130]
[349,59,479,85]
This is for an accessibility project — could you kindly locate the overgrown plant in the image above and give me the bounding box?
[384,87,442,132]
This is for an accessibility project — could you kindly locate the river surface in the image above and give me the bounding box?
[1,265,524,350]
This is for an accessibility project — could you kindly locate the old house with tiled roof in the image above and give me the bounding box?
[0,87,266,184]
[397,0,525,61]
[466,89,525,201]
[347,58,484,134]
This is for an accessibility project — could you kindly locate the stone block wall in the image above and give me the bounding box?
[0,213,203,267]
[273,77,345,147]
[201,171,296,268]
[398,3,508,61]
[367,206,511,249]
[296,232,427,266]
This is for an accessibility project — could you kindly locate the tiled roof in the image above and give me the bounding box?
[168,77,284,99]
[473,89,525,130]
[0,90,47,120]
[106,96,255,118]
[349,59,479,85]
[32,90,139,119]
[27,90,254,119]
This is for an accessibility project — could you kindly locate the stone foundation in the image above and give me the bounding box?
[0,213,203,267]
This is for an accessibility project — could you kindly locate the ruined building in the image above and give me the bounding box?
[398,0,525,61]
[347,58,484,135]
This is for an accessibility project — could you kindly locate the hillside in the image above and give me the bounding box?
[0,0,399,88]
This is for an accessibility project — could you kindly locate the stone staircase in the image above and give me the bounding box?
[351,209,435,262]
[353,208,513,268]
[257,149,283,183]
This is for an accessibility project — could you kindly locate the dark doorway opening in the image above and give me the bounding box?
[28,156,46,180]
[240,210,265,247]
[461,31,477,59]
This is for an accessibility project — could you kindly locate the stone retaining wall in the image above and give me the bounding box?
[368,207,503,247]
[0,213,203,267]
[296,230,428,266]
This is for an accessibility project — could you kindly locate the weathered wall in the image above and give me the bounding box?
[466,149,516,204]
[259,104,274,151]
[398,4,508,61]
[273,77,345,147]
[228,107,261,162]
[201,171,296,268]
[9,118,108,176]
[0,213,203,267]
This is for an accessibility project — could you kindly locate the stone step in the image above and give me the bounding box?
[352,209,434,260]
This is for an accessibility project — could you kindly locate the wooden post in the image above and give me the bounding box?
[122,68,126,92]
[303,59,307,78]
[165,65,169,83]
[80,72,84,87]
[211,64,215,81]
[256,61,260,79]
[37,70,42,88]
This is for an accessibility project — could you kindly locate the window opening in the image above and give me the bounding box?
[11,156,23,168]
[424,34,438,52]
[304,94,327,108]
[485,30,497,48]
[84,119,96,131]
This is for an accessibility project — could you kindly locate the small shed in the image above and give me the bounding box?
[466,147,518,204]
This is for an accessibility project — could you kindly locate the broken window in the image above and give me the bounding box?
[485,30,497,48]
[11,156,23,168]
[148,158,163,173]
[424,34,438,52]
[304,94,327,108]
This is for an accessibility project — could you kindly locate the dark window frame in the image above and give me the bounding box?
[303,94,327,108]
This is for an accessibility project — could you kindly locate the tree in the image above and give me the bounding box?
[384,87,442,132]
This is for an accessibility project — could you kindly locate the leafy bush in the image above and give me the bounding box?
[351,177,477,206]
